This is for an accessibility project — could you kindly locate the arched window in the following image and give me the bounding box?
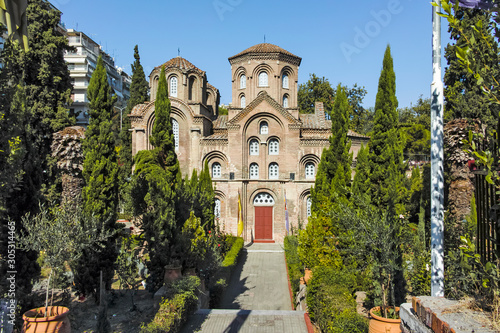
[249,163,259,179]
[282,74,289,89]
[283,95,289,108]
[240,74,246,88]
[307,197,312,217]
[269,163,279,179]
[170,76,178,97]
[269,139,279,155]
[240,95,246,108]
[172,119,179,149]
[258,71,268,87]
[188,76,195,100]
[214,198,221,219]
[212,162,221,178]
[253,193,275,205]
[260,121,268,135]
[305,162,315,179]
[249,139,259,155]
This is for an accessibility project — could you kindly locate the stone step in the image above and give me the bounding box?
[181,309,308,333]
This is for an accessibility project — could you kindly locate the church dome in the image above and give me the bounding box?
[154,56,205,75]
[229,43,301,61]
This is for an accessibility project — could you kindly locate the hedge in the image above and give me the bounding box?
[209,236,244,307]
[284,235,303,295]
[141,276,200,333]
[306,267,368,333]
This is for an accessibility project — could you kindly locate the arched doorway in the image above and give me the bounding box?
[253,193,275,241]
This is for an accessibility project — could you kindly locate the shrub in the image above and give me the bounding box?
[306,267,367,332]
[284,235,303,295]
[208,237,244,308]
[141,276,200,333]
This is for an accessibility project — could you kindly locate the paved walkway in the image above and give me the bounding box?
[182,243,308,333]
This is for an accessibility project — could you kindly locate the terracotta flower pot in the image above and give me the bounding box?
[22,306,71,333]
[164,266,182,283]
[369,306,401,333]
[304,268,313,284]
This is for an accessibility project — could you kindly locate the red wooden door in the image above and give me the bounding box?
[255,206,273,240]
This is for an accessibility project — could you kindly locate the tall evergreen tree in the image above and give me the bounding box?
[131,66,181,289]
[119,45,148,186]
[0,0,74,306]
[198,160,215,230]
[444,8,499,129]
[352,144,370,202]
[368,45,406,213]
[73,55,119,298]
[312,84,352,209]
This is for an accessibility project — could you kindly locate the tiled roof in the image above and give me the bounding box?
[206,82,219,92]
[300,114,328,129]
[155,57,205,75]
[348,129,370,139]
[213,115,227,129]
[130,101,154,116]
[203,133,228,140]
[229,43,301,60]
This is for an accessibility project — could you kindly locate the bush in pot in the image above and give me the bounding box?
[18,202,114,331]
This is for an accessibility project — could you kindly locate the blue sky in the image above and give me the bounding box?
[54,0,451,109]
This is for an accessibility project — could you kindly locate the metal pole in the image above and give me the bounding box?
[431,3,445,297]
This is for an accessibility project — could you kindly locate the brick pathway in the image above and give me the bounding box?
[181,243,308,333]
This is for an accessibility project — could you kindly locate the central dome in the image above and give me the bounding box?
[228,43,301,63]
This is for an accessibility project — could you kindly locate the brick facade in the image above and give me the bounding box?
[130,43,368,243]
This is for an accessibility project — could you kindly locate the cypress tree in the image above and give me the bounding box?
[119,45,148,187]
[131,66,181,289]
[368,45,406,213]
[312,84,352,210]
[198,161,215,231]
[352,144,370,202]
[73,55,119,298]
[444,8,499,129]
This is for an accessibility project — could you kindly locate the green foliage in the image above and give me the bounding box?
[131,66,181,290]
[209,237,244,308]
[141,276,200,333]
[443,7,499,129]
[352,144,370,203]
[284,235,303,295]
[466,193,477,236]
[221,237,243,268]
[297,75,368,133]
[118,45,149,212]
[74,55,120,299]
[116,235,142,291]
[306,267,368,333]
[368,45,406,214]
[218,105,228,115]
[18,202,114,310]
[181,212,206,269]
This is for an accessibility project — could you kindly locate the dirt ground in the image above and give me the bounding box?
[32,287,159,333]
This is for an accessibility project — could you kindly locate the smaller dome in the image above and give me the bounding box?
[154,56,205,76]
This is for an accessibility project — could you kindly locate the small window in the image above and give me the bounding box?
[282,74,289,89]
[269,139,279,155]
[188,76,195,100]
[258,71,268,87]
[212,162,221,178]
[307,197,312,217]
[214,198,221,219]
[170,76,178,97]
[172,119,179,149]
[253,193,275,205]
[241,95,246,108]
[269,163,279,179]
[305,162,315,179]
[249,139,259,155]
[260,121,268,135]
[250,163,259,179]
[283,95,289,108]
[240,74,246,88]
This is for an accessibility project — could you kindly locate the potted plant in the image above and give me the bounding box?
[335,202,403,333]
[18,202,114,332]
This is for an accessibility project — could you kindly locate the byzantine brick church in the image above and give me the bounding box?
[130,43,368,243]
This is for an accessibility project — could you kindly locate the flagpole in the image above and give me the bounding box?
[431,2,445,297]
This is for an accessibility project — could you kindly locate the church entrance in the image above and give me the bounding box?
[253,193,274,242]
